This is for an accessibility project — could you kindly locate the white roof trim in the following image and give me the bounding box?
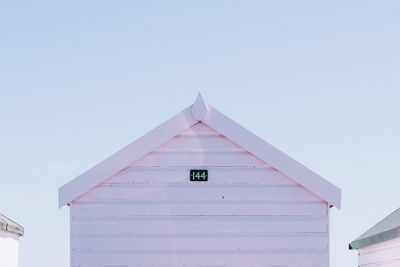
[59,94,341,208]
[191,93,208,120]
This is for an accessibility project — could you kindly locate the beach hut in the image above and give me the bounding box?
[349,207,400,266]
[0,214,24,267]
[59,94,341,267]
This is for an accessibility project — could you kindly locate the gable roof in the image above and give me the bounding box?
[349,207,400,249]
[0,214,24,236]
[59,94,341,208]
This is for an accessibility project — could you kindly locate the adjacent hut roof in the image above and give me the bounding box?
[349,207,400,249]
[59,93,342,209]
[0,214,24,236]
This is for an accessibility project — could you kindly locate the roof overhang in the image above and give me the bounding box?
[349,226,400,250]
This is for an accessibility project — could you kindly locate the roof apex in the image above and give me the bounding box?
[191,93,208,121]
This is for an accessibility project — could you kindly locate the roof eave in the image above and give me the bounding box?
[0,215,24,236]
[349,226,400,250]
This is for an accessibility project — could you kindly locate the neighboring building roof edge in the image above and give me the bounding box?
[0,214,24,236]
[349,226,400,250]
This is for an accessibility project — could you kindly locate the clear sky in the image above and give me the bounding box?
[1,1,399,266]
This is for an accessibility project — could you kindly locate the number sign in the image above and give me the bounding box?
[190,169,208,182]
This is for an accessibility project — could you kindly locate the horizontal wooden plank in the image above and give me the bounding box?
[0,245,18,258]
[71,201,327,217]
[359,237,400,254]
[158,134,243,152]
[104,167,296,185]
[0,238,18,250]
[359,244,400,265]
[72,233,328,251]
[77,184,317,202]
[0,251,18,266]
[71,216,328,235]
[133,151,268,167]
[179,122,221,135]
[72,250,328,265]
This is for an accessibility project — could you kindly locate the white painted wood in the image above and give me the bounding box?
[0,230,20,267]
[358,237,400,266]
[71,200,327,217]
[76,184,317,202]
[191,93,208,121]
[132,123,267,167]
[133,151,267,167]
[178,122,221,135]
[151,134,243,152]
[59,95,341,209]
[72,233,328,251]
[361,237,400,252]
[359,245,400,265]
[72,250,328,266]
[71,216,328,235]
[69,122,331,266]
[103,167,297,185]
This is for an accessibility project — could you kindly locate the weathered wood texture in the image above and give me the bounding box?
[0,230,20,267]
[358,237,400,267]
[71,123,329,267]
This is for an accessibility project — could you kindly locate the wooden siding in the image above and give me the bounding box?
[358,237,400,267]
[0,230,19,267]
[71,122,329,267]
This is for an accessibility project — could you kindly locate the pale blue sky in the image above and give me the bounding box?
[1,1,400,266]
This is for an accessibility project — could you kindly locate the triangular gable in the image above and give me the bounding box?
[59,94,341,208]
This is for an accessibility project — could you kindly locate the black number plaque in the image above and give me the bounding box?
[190,169,208,182]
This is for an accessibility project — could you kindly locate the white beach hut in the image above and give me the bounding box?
[59,94,341,267]
[0,214,24,267]
[349,208,400,266]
